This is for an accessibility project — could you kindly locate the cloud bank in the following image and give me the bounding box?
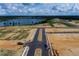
[0,3,79,16]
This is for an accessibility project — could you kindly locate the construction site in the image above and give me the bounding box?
[0,16,79,56]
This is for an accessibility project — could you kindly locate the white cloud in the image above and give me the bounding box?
[0,9,6,15]
[72,4,79,12]
[55,4,72,12]
[0,3,79,15]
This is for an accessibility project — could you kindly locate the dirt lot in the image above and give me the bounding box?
[0,40,22,49]
[0,26,38,56]
[46,28,79,56]
[0,40,24,56]
[0,26,35,56]
[45,28,79,32]
[53,23,67,27]
[1,25,79,56]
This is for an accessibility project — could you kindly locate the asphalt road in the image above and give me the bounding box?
[23,28,52,56]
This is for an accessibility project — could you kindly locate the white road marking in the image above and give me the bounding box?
[22,46,29,56]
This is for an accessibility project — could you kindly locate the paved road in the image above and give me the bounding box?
[23,28,52,56]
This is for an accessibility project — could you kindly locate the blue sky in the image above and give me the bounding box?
[0,3,79,16]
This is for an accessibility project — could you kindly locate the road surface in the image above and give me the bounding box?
[22,28,52,56]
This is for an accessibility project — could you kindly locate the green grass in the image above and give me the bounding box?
[47,20,54,27]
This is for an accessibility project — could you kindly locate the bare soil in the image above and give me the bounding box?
[46,28,79,56]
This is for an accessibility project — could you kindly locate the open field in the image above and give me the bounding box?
[0,22,79,56]
[0,40,23,56]
[46,28,79,56]
[45,28,79,32]
[0,26,32,40]
[0,26,37,56]
[53,23,67,27]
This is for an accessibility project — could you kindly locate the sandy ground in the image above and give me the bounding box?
[45,28,79,32]
[0,40,22,49]
[53,23,67,27]
[34,48,42,56]
[1,25,79,56]
[25,29,37,42]
[37,29,42,42]
[0,26,34,56]
[0,40,24,56]
[0,33,15,39]
[46,28,79,56]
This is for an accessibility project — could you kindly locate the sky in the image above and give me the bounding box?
[0,3,79,16]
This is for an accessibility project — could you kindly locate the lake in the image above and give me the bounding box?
[0,18,44,26]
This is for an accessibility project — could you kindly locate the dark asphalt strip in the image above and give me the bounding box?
[42,28,50,56]
[26,28,52,56]
[27,28,40,56]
